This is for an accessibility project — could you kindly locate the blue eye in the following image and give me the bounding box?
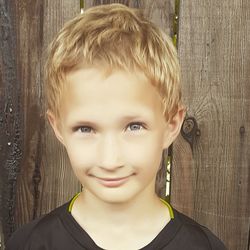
[73,122,146,134]
[77,126,93,133]
[127,122,145,131]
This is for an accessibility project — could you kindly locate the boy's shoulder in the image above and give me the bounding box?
[170,208,227,250]
[5,202,70,250]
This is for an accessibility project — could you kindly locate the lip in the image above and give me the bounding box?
[95,175,131,188]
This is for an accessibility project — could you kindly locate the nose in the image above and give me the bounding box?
[97,133,123,171]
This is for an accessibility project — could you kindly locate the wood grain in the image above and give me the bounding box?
[38,0,81,217]
[0,0,24,241]
[172,1,250,249]
[5,0,81,234]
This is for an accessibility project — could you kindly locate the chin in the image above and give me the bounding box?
[93,189,139,205]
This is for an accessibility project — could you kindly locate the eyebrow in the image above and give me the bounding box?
[120,115,148,121]
[71,115,150,127]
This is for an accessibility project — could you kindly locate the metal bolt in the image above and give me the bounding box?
[7,142,11,146]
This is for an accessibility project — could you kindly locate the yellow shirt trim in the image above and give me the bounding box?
[68,192,81,213]
[160,198,174,219]
[68,193,174,219]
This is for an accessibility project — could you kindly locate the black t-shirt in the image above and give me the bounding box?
[6,195,227,250]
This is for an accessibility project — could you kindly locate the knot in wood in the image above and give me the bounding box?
[32,173,41,184]
[182,118,195,135]
[181,117,199,150]
[239,126,245,135]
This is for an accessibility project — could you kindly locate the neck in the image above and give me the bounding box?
[73,184,167,227]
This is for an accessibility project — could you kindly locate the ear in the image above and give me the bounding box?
[46,110,65,146]
[163,106,186,149]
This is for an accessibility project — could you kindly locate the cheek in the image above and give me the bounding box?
[65,140,95,170]
[122,134,164,168]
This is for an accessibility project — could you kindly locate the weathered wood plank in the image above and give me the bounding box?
[0,1,81,241]
[38,0,81,216]
[172,1,250,249]
[0,0,24,242]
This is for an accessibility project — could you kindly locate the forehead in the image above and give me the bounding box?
[61,67,165,123]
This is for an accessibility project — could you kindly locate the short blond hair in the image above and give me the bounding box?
[45,3,182,121]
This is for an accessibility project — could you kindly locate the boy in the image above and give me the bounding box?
[6,4,227,250]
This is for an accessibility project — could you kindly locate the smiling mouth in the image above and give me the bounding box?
[98,176,129,181]
[94,175,133,188]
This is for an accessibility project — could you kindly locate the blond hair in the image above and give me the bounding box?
[45,3,182,121]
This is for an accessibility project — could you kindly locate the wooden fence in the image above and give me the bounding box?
[0,1,249,249]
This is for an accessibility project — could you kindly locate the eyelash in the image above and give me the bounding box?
[74,122,146,134]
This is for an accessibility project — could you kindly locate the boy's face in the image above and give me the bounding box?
[48,67,183,204]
